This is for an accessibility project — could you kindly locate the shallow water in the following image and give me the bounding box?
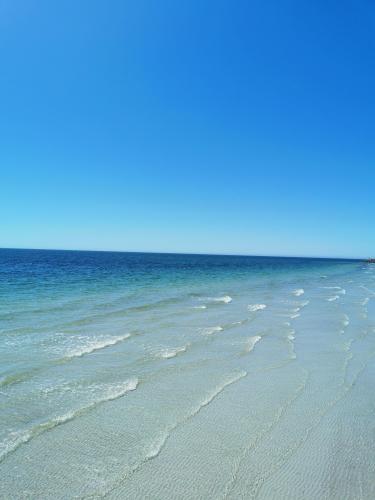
[0,249,374,499]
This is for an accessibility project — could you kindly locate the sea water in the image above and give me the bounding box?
[0,249,374,499]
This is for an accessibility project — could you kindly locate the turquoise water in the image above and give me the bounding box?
[1,249,374,499]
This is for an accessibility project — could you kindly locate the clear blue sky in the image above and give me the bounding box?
[1,0,374,258]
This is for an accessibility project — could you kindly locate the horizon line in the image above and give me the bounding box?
[0,246,363,261]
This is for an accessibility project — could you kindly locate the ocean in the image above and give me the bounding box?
[0,249,374,499]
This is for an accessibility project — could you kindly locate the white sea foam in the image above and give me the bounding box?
[193,305,207,309]
[327,295,340,302]
[248,304,267,312]
[231,318,249,327]
[290,313,300,319]
[144,431,169,460]
[0,378,138,462]
[96,378,139,400]
[200,296,232,304]
[157,345,188,359]
[287,330,296,341]
[361,298,370,306]
[207,295,232,303]
[244,336,261,353]
[291,307,301,313]
[322,286,342,290]
[193,371,247,414]
[66,334,131,359]
[342,314,350,327]
[300,300,310,307]
[0,429,34,463]
[292,289,305,296]
[201,326,224,335]
[343,340,353,352]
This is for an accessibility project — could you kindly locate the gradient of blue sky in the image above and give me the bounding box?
[1,0,374,257]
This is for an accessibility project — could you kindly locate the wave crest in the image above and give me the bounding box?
[65,334,131,359]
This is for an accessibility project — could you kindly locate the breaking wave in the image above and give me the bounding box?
[133,371,247,471]
[65,334,131,359]
[0,378,138,462]
[244,336,262,353]
[157,345,188,359]
[194,371,247,412]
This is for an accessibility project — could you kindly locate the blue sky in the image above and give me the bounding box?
[1,0,374,258]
